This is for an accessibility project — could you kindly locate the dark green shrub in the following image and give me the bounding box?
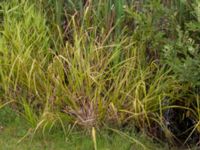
[163,27,200,86]
[163,0,200,87]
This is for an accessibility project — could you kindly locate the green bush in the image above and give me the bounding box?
[163,0,200,87]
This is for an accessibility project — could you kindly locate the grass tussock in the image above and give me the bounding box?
[0,0,200,148]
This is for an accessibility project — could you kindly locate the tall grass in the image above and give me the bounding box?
[0,0,199,147]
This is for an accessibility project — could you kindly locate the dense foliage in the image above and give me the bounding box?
[0,0,200,148]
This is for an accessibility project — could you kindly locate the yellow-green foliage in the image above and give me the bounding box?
[0,0,199,146]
